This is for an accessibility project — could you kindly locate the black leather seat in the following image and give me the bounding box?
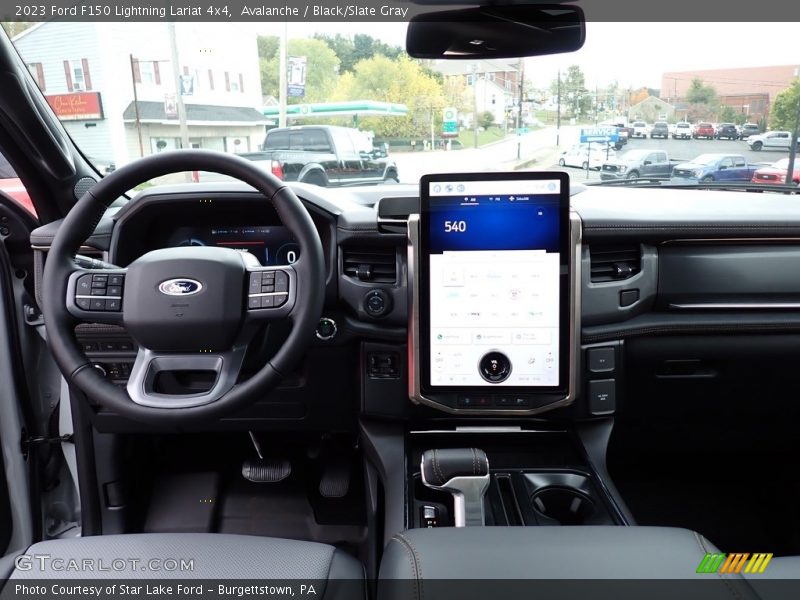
[3,533,363,598]
[378,527,799,600]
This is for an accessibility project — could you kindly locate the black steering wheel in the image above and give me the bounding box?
[42,150,325,424]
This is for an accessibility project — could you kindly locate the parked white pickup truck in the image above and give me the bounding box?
[748,131,800,151]
[632,121,648,138]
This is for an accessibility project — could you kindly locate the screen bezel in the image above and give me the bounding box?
[418,171,571,395]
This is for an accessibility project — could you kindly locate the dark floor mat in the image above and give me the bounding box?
[216,478,366,548]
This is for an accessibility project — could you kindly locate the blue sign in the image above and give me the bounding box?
[580,127,619,143]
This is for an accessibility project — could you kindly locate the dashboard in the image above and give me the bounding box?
[27,179,800,430]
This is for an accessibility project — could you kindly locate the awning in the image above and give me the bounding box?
[262,100,408,119]
[123,101,270,125]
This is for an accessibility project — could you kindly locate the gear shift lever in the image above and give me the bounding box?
[420,448,490,527]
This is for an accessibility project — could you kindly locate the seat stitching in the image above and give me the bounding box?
[394,533,423,600]
[388,537,418,600]
[692,532,747,600]
[471,448,477,475]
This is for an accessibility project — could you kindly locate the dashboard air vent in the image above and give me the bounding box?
[342,246,397,283]
[590,245,641,282]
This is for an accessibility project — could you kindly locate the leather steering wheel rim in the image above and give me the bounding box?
[41,149,325,424]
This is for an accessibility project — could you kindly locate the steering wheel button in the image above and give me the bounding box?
[92,274,109,282]
[77,274,92,292]
[275,272,289,292]
[90,299,106,311]
[261,295,275,308]
[109,275,124,286]
[105,298,121,311]
[90,288,107,296]
[107,286,122,296]
[262,271,276,280]
[261,283,275,292]
[248,275,262,293]
[76,297,92,310]
[274,293,288,307]
[91,280,107,288]
[248,296,261,310]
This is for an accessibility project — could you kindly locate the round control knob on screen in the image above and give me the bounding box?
[479,351,512,383]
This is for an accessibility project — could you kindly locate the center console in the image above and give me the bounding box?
[406,431,624,529]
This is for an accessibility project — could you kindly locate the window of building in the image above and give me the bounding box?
[27,62,45,90]
[63,59,91,91]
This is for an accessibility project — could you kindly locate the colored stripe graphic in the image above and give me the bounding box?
[744,553,773,574]
[697,552,773,574]
[697,553,727,573]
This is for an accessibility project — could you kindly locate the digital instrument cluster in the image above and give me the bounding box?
[167,225,300,266]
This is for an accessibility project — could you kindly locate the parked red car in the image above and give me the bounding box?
[693,123,715,140]
[751,158,800,185]
[0,155,34,215]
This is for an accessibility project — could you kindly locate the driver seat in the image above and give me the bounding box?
[2,533,363,596]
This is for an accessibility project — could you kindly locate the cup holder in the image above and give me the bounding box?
[531,486,596,525]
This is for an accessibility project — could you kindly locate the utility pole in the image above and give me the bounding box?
[517,58,524,159]
[168,22,191,182]
[556,68,561,147]
[785,91,800,188]
[129,55,144,158]
[472,64,479,149]
[279,21,288,128]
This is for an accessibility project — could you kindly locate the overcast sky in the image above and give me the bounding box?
[253,21,800,91]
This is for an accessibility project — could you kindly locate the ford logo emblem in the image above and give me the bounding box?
[158,278,203,296]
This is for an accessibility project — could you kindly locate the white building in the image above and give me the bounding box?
[14,22,268,168]
[430,59,520,129]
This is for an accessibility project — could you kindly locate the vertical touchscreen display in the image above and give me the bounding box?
[424,178,564,388]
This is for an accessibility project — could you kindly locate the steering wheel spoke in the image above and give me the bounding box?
[67,267,127,325]
[245,266,297,322]
[126,345,247,409]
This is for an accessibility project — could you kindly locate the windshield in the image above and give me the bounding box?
[5,19,800,190]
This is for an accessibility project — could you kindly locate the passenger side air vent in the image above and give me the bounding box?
[342,246,397,283]
[589,245,641,282]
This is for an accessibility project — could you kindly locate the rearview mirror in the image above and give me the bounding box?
[406,4,585,59]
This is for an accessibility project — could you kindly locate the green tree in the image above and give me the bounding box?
[718,105,738,123]
[314,33,403,73]
[332,54,446,138]
[1,22,33,37]
[551,66,591,118]
[260,38,340,103]
[769,79,800,130]
[479,111,495,129]
[686,78,717,105]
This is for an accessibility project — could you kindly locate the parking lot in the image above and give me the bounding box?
[550,135,794,183]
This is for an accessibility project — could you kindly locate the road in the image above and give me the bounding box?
[392,126,582,183]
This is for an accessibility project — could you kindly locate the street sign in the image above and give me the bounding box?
[580,127,619,143]
[287,56,307,98]
[442,106,458,138]
[516,127,529,135]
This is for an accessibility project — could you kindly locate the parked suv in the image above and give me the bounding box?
[715,123,738,140]
[649,122,669,139]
